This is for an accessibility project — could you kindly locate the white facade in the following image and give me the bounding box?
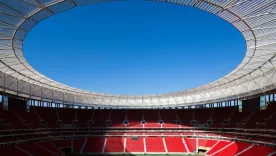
[0,0,276,107]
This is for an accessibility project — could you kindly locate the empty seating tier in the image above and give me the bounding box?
[0,99,275,155]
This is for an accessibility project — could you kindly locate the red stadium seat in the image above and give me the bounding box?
[72,138,85,153]
[206,141,231,155]
[184,138,197,152]
[0,103,275,156]
[82,137,105,153]
[0,146,30,156]
[104,137,124,153]
[238,145,275,156]
[146,137,165,152]
[125,136,144,153]
[165,137,187,152]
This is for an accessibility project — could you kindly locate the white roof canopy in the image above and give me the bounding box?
[0,0,276,107]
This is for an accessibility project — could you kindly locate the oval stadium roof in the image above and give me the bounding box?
[0,0,276,108]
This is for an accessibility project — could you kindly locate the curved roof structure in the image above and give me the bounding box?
[0,0,276,108]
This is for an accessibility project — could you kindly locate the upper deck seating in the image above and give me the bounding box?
[34,107,59,128]
[176,109,193,128]
[109,110,126,128]
[160,110,179,128]
[194,109,211,125]
[57,108,76,125]
[76,109,93,128]
[144,110,160,128]
[0,110,29,129]
[127,110,143,128]
[211,107,234,128]
[224,109,251,128]
[91,109,110,128]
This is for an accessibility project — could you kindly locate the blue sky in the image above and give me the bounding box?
[23,1,245,95]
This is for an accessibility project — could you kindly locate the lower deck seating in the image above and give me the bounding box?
[165,137,187,152]
[82,137,105,153]
[239,145,275,156]
[73,138,85,153]
[240,145,275,156]
[145,137,165,152]
[185,138,197,152]
[212,142,253,156]
[206,140,231,155]
[233,142,252,155]
[104,137,124,152]
[198,139,218,148]
[38,141,63,156]
[18,142,56,156]
[0,146,30,156]
[0,137,274,155]
[125,137,144,153]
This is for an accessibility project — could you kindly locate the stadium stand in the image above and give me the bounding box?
[110,110,126,128]
[72,138,85,153]
[176,109,193,128]
[0,97,275,155]
[126,110,143,128]
[206,141,232,155]
[198,139,218,148]
[75,109,93,128]
[185,138,197,152]
[82,137,105,153]
[104,137,124,153]
[125,136,144,153]
[38,141,63,156]
[145,137,165,152]
[160,110,179,128]
[237,145,275,156]
[0,146,30,156]
[165,137,187,152]
[144,110,161,128]
[1,0,276,155]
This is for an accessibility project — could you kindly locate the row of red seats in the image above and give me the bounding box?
[81,136,276,155]
[0,136,274,155]
[1,103,275,130]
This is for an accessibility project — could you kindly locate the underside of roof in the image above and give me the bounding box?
[0,0,276,107]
